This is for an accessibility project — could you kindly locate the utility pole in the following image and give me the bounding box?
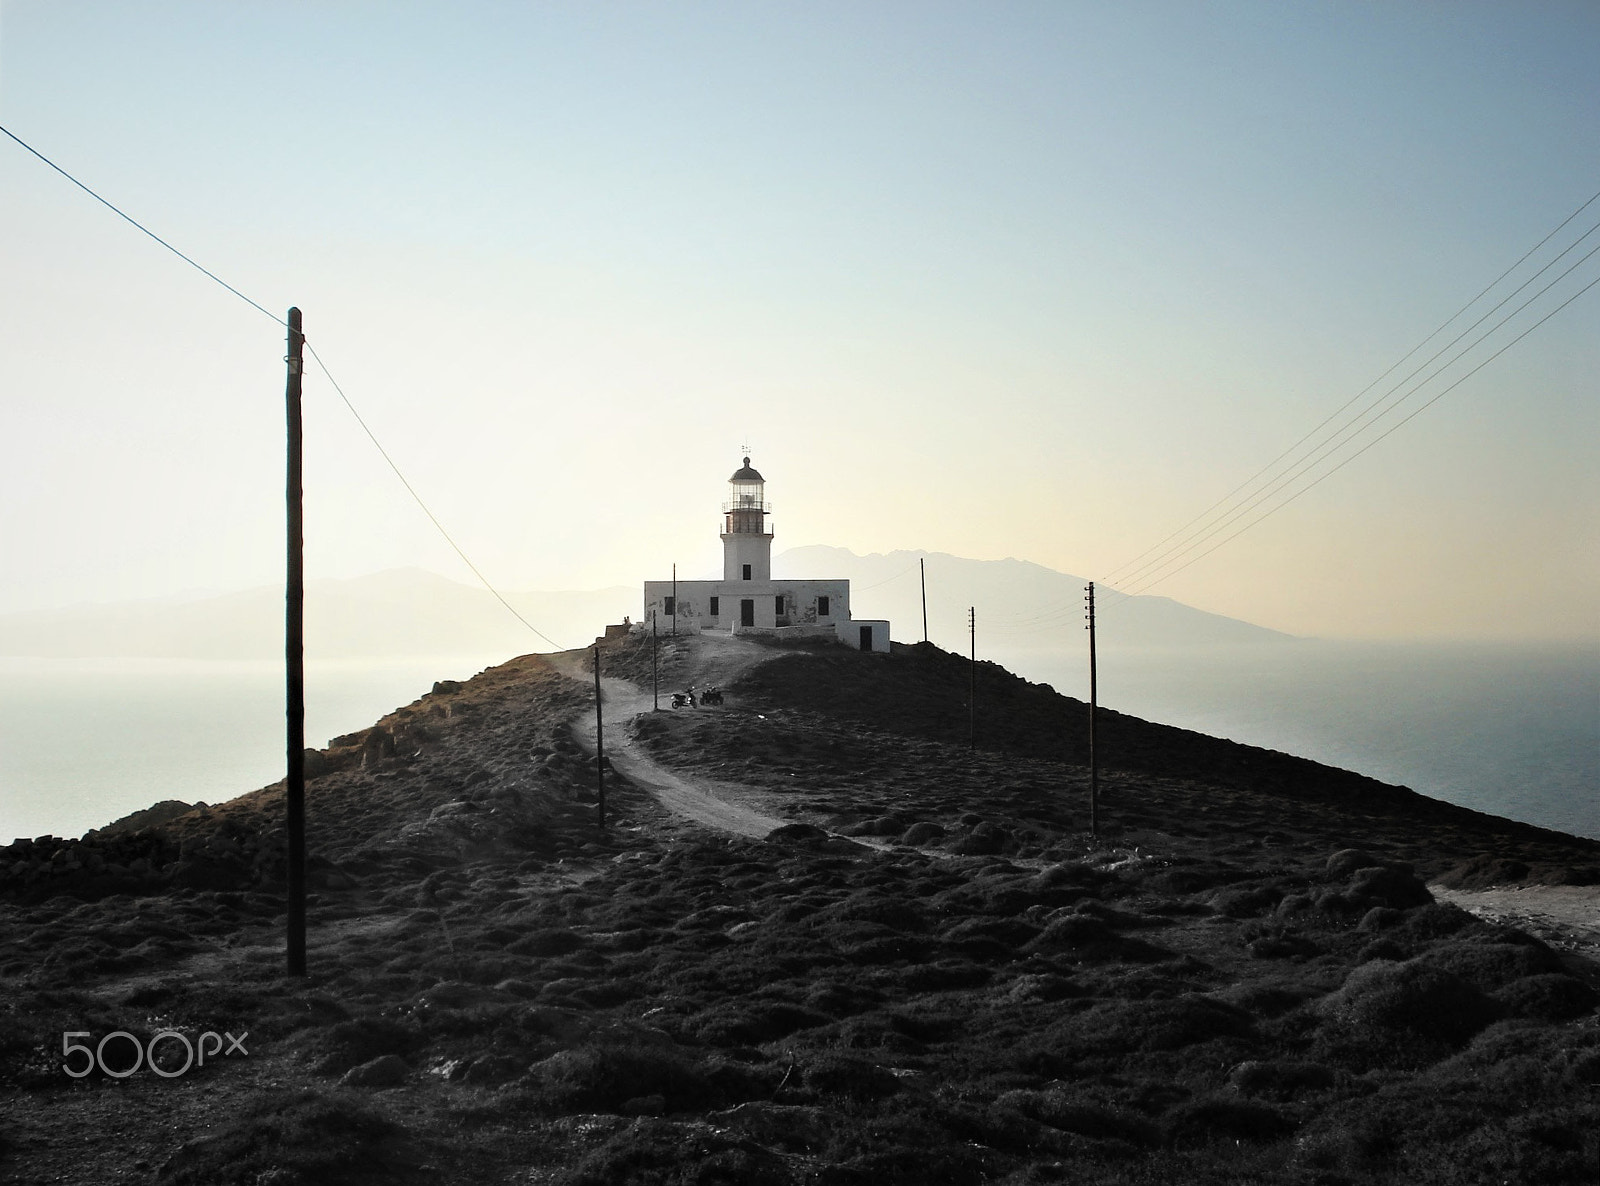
[1085,582,1098,837]
[920,558,928,643]
[968,606,976,750]
[651,609,659,711]
[284,307,306,977]
[671,562,677,637]
[593,644,606,828]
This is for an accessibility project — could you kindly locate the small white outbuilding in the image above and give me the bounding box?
[642,457,890,652]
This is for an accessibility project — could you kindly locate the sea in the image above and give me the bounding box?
[993,639,1599,842]
[1,640,1595,844]
[0,655,502,844]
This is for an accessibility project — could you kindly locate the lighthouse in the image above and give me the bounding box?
[641,456,890,651]
[721,457,772,582]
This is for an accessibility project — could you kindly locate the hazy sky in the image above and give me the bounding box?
[2,2,1596,641]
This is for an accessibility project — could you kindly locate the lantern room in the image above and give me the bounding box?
[720,456,774,582]
[723,457,770,535]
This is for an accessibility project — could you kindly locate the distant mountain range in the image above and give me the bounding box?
[0,550,1289,660]
[780,547,1291,651]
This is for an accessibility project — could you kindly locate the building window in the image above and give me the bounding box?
[817,595,830,616]
[664,596,675,616]
[709,596,719,617]
[775,595,785,615]
[742,564,752,581]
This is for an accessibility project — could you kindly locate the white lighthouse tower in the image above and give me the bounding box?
[721,456,772,582]
[640,456,890,651]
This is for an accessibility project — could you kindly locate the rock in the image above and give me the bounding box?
[303,748,329,778]
[82,800,196,840]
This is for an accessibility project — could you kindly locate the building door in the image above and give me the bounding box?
[859,625,873,650]
[741,599,755,627]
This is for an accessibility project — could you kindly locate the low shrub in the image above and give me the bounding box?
[686,1001,831,1046]
[304,1016,421,1077]
[155,1087,409,1185]
[899,822,945,845]
[838,935,932,966]
[895,959,992,992]
[802,1052,902,1101]
[1227,1059,1337,1100]
[1416,939,1563,991]
[941,916,1041,953]
[1163,1096,1295,1148]
[1395,901,1480,940]
[1020,995,1255,1074]
[525,1044,713,1114]
[994,1089,1160,1148]
[1346,865,1432,910]
[507,928,587,956]
[1324,849,1381,879]
[1210,885,1284,919]
[1024,915,1114,951]
[550,1117,797,1186]
[1320,959,1500,1046]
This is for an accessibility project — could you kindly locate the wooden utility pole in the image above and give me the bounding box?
[968,606,976,750]
[651,609,659,711]
[920,558,928,643]
[671,562,677,637]
[1085,582,1098,836]
[593,644,606,827]
[284,307,306,976]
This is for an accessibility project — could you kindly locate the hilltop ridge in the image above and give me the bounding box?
[1,633,1597,1184]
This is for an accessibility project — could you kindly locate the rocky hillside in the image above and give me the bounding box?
[0,635,1596,1185]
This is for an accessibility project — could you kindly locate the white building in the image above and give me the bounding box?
[642,458,891,652]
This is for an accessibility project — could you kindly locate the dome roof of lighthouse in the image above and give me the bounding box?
[729,458,764,483]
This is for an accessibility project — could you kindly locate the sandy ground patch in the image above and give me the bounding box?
[1432,882,1600,959]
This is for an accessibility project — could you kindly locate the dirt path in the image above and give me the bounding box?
[555,634,793,840]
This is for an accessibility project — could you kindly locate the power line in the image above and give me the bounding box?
[855,564,919,592]
[2,122,569,652]
[0,123,286,328]
[1116,268,1600,598]
[303,344,565,650]
[994,192,1600,631]
[1116,238,1600,598]
[1114,220,1600,593]
[1105,189,1600,590]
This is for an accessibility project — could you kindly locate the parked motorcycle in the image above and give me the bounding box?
[670,688,697,708]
